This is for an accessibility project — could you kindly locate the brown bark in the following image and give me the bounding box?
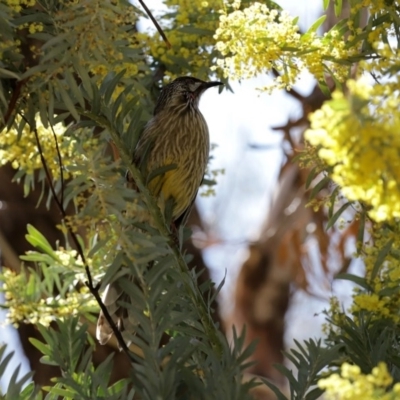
[0,165,65,384]
[228,83,333,384]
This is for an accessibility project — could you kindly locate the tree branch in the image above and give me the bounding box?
[21,113,135,363]
[138,0,171,49]
[3,79,28,126]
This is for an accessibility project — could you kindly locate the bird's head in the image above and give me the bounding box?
[154,76,223,115]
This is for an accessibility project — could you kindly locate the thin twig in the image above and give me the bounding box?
[3,79,28,126]
[138,0,171,49]
[49,123,65,208]
[20,113,134,362]
[84,266,134,357]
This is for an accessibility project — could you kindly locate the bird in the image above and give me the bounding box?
[96,76,223,345]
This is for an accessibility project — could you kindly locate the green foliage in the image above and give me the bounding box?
[325,313,400,377]
[0,0,257,398]
[29,318,135,400]
[264,339,342,400]
[265,311,400,399]
[0,315,256,399]
[0,345,38,399]
[0,223,99,325]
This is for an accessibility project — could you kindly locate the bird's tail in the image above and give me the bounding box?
[96,281,134,346]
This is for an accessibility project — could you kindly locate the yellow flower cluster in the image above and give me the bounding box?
[349,225,400,322]
[1,265,98,327]
[0,116,102,184]
[5,0,44,50]
[5,289,97,327]
[213,2,353,91]
[352,292,390,317]
[4,1,147,92]
[50,0,145,80]
[213,2,300,89]
[28,22,44,34]
[349,0,396,47]
[305,79,400,222]
[318,362,400,400]
[0,117,72,177]
[360,42,400,98]
[5,0,36,13]
[138,0,221,81]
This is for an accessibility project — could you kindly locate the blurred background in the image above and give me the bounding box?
[0,0,361,395]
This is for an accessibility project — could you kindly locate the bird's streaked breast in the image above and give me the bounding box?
[137,105,210,219]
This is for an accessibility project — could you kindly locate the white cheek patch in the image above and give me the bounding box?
[189,81,202,92]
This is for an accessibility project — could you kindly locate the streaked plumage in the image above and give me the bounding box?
[96,76,222,345]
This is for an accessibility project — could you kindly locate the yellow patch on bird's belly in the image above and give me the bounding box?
[159,168,190,219]
[147,166,192,219]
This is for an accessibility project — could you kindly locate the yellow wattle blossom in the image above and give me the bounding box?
[349,0,396,51]
[0,116,72,177]
[213,2,301,90]
[318,362,400,400]
[352,293,389,316]
[0,115,100,183]
[1,259,98,327]
[138,0,221,82]
[213,0,400,92]
[350,224,400,323]
[322,223,400,344]
[51,0,145,80]
[5,0,36,13]
[213,2,354,91]
[359,42,400,99]
[305,78,400,222]
[28,22,43,34]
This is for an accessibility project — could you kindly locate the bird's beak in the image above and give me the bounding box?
[194,81,223,98]
[203,81,224,89]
